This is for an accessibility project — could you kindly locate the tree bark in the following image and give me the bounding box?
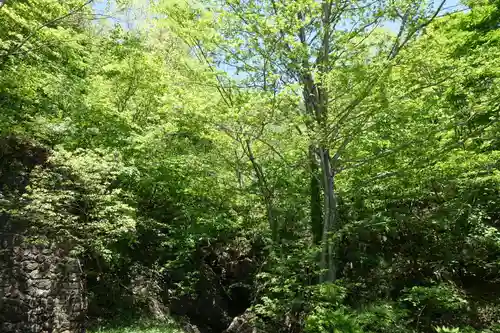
[245,140,277,242]
[318,147,337,282]
[310,146,323,245]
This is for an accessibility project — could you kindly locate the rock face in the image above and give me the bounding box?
[168,239,263,333]
[0,136,86,332]
[0,233,86,333]
[224,311,257,333]
[0,136,87,332]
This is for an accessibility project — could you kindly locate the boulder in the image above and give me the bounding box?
[183,322,201,333]
[224,311,257,333]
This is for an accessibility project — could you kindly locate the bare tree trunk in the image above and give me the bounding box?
[318,147,337,282]
[245,140,277,242]
[234,150,243,189]
[310,146,323,245]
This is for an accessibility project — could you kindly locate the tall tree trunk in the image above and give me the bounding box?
[245,140,278,242]
[319,147,337,282]
[310,146,323,245]
[235,150,243,189]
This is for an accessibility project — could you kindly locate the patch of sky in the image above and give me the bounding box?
[89,0,467,78]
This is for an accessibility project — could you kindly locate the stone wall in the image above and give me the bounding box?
[0,233,86,333]
[0,136,87,332]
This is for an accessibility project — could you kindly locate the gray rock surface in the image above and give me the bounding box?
[0,233,86,333]
[224,311,257,333]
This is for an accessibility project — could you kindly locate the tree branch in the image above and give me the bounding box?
[1,0,94,62]
[390,0,447,59]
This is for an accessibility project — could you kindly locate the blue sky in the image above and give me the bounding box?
[91,0,465,30]
[89,0,466,79]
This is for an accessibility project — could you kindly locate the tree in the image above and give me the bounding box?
[2,0,500,330]
[162,0,451,282]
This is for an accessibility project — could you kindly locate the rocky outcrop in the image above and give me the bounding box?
[0,136,86,332]
[167,238,264,333]
[224,311,257,333]
[0,233,86,333]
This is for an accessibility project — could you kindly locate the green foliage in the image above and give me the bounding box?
[355,303,410,333]
[1,0,499,332]
[305,307,362,333]
[18,148,137,261]
[89,318,183,333]
[402,284,468,312]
